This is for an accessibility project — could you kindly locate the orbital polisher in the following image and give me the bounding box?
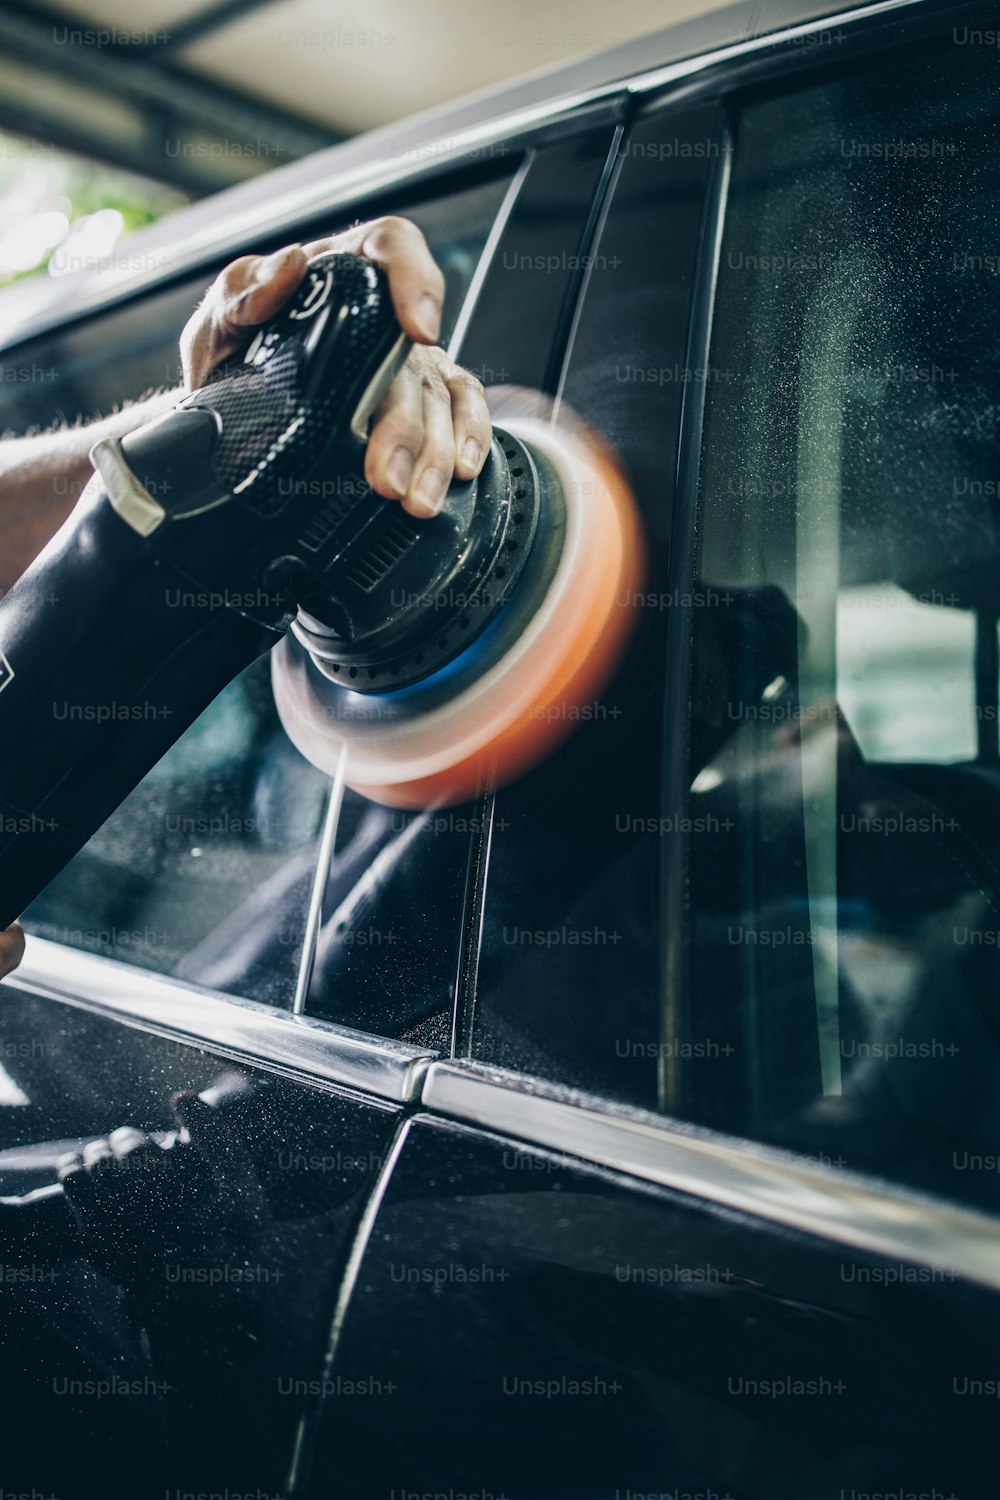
[0,253,644,929]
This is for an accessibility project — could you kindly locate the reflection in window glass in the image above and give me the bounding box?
[838,585,975,763]
[25,657,330,1007]
[682,42,1000,1211]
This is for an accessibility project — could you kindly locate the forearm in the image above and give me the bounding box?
[0,389,181,594]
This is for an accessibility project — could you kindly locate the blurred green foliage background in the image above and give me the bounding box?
[0,131,187,286]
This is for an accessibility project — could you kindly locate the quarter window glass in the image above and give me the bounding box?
[682,41,1000,1209]
[467,107,720,1105]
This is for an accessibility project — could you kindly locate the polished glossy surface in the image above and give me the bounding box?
[0,996,402,1498]
[424,1060,1000,1290]
[0,6,996,1499]
[311,1113,1000,1498]
[12,938,434,1104]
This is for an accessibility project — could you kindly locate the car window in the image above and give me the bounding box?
[677,36,1000,1211]
[295,121,625,1041]
[464,106,720,1106]
[12,168,518,1006]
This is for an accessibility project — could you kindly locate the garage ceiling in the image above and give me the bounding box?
[174,0,712,136]
[1,0,725,189]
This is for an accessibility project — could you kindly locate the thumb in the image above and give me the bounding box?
[224,244,307,333]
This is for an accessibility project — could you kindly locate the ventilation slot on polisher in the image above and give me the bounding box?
[299,489,363,553]
[347,513,422,592]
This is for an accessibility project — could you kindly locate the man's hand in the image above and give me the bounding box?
[0,923,23,979]
[179,216,491,520]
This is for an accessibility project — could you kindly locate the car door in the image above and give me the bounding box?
[296,7,1000,1499]
[0,107,623,1498]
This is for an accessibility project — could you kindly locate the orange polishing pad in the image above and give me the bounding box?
[272,391,646,807]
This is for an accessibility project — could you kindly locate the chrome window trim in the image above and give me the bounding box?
[445,150,534,363]
[291,745,349,1019]
[16,934,1000,1285]
[0,0,928,353]
[10,937,434,1105]
[422,1061,1000,1290]
[627,0,917,98]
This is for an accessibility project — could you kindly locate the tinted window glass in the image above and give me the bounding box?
[681,40,1000,1209]
[13,171,516,1006]
[466,107,719,1105]
[24,656,330,1002]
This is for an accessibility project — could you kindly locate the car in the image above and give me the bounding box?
[0,0,999,1493]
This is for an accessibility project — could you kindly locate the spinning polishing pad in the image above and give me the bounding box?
[272,390,646,807]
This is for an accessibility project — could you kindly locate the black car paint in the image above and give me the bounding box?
[0,4,996,1496]
[314,1114,999,1499]
[0,1000,402,1496]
